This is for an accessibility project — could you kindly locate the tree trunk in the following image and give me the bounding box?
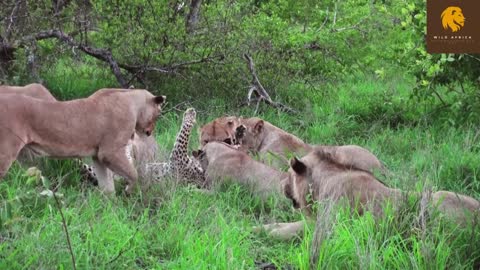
[186,0,202,34]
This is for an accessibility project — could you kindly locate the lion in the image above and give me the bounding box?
[441,7,465,32]
[259,150,480,239]
[215,116,385,174]
[0,88,165,194]
[193,141,287,195]
[0,83,56,102]
[0,83,58,164]
[199,116,241,146]
[0,84,159,182]
[285,150,400,216]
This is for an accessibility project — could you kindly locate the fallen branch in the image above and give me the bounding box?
[243,54,296,114]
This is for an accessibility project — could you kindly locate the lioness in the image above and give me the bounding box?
[0,83,159,182]
[0,88,165,194]
[0,83,56,102]
[286,150,400,215]
[261,150,480,239]
[200,116,385,174]
[193,142,287,194]
[199,116,242,146]
[0,83,58,164]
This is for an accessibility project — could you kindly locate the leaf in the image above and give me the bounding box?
[39,190,64,198]
[41,176,51,190]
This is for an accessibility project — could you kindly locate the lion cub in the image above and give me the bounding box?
[0,88,165,194]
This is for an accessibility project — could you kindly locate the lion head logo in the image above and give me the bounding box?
[441,7,465,32]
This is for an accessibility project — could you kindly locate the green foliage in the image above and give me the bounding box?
[1,76,480,268]
[396,0,480,123]
[1,1,480,268]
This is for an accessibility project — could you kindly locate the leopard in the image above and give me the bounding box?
[81,108,205,187]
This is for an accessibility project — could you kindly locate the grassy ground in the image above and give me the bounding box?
[1,66,480,269]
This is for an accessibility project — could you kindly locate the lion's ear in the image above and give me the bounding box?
[153,95,166,105]
[290,157,307,175]
[254,120,264,135]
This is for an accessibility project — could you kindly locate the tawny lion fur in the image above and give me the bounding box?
[261,150,480,239]
[194,141,287,195]
[199,116,241,146]
[0,88,165,193]
[0,83,58,164]
[200,116,385,173]
[0,83,56,101]
[0,84,159,182]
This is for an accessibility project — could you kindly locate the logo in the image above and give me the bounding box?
[427,0,479,53]
[441,7,465,32]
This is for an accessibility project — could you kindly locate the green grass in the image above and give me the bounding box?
[1,68,480,269]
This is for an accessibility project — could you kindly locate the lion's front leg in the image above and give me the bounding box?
[98,146,138,195]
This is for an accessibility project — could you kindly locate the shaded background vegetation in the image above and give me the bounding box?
[1,0,478,122]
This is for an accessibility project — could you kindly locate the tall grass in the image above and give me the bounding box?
[0,64,479,269]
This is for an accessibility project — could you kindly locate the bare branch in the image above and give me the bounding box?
[243,54,297,114]
[119,54,222,75]
[21,29,128,87]
[9,29,220,87]
[5,0,23,40]
[243,53,272,102]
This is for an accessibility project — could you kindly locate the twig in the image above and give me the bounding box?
[317,7,329,32]
[160,101,190,115]
[332,2,337,27]
[5,0,22,40]
[52,191,76,270]
[243,53,273,102]
[465,54,480,63]
[108,227,140,264]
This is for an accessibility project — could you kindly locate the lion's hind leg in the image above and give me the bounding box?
[91,158,114,193]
